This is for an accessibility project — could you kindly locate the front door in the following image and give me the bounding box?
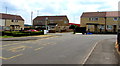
[94,25,97,32]
[113,25,117,32]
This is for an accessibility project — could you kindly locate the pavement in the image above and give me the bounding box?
[1,34,59,41]
[84,38,119,65]
[115,41,120,65]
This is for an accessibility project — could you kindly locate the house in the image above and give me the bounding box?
[33,15,69,32]
[80,11,120,33]
[0,13,24,31]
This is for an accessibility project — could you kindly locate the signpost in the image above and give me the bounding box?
[44,17,48,34]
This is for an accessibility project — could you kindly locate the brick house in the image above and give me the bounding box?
[80,11,120,33]
[33,15,69,32]
[0,13,24,31]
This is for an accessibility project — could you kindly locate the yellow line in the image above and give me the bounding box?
[1,36,59,47]
[9,47,25,52]
[34,47,44,51]
[0,43,19,47]
[44,38,50,39]
[42,42,57,46]
[0,48,3,50]
[50,43,56,45]
[8,46,31,52]
[9,46,25,50]
[1,41,32,47]
[0,54,23,60]
[7,54,23,59]
[0,57,8,60]
[42,43,52,46]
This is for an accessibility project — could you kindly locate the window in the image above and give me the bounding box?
[16,20,18,22]
[12,20,14,22]
[113,17,118,21]
[12,20,18,22]
[89,17,98,21]
[107,25,112,29]
[99,25,104,29]
[64,21,67,24]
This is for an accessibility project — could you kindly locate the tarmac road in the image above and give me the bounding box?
[1,33,117,64]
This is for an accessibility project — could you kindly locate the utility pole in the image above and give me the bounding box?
[37,10,39,16]
[31,11,33,26]
[5,6,7,14]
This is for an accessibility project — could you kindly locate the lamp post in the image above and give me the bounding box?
[31,11,33,26]
[45,17,48,30]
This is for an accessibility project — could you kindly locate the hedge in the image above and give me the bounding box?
[2,31,44,37]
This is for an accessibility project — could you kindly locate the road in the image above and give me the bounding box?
[1,33,117,64]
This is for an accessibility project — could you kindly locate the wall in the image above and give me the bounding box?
[0,19,5,26]
[81,17,106,32]
[5,19,24,30]
[106,17,118,32]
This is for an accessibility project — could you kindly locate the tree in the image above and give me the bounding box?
[69,25,78,34]
[69,25,77,29]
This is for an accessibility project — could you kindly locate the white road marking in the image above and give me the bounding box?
[81,40,102,64]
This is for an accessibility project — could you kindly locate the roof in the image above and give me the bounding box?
[81,11,120,17]
[33,15,69,21]
[0,13,24,21]
[106,11,120,17]
[81,12,106,17]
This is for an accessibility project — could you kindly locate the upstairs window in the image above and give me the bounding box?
[64,21,67,24]
[11,20,18,22]
[113,17,118,21]
[89,17,98,21]
[12,20,14,22]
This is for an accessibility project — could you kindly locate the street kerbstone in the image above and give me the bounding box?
[85,38,118,64]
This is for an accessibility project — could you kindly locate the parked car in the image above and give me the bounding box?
[26,29,38,32]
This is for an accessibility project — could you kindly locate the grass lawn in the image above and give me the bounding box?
[0,36,14,38]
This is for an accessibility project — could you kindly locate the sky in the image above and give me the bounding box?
[0,0,120,25]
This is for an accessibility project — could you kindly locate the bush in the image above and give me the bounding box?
[2,31,44,37]
[3,31,13,36]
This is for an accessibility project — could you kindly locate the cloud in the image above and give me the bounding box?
[0,0,120,24]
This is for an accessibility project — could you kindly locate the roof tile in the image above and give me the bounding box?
[0,13,24,21]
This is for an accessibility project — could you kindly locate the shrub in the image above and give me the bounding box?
[2,31,44,37]
[3,31,12,36]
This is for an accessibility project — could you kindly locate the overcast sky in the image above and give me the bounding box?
[0,0,120,25]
